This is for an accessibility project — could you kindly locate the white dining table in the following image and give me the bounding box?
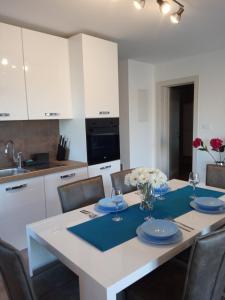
[26,179,225,300]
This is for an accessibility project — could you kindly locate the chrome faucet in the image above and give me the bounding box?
[16,152,23,169]
[4,140,23,169]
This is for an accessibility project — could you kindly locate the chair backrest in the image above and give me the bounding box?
[0,239,36,300]
[206,164,225,189]
[183,228,225,300]
[58,175,105,213]
[111,169,136,194]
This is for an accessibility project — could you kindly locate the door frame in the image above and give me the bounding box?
[155,76,199,177]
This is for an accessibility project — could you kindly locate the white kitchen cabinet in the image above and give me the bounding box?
[60,34,119,162]
[0,177,45,250]
[82,35,119,118]
[68,34,119,118]
[0,23,28,121]
[88,160,120,197]
[45,167,88,217]
[22,28,72,120]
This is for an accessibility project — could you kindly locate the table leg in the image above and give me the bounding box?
[27,230,56,276]
[79,272,117,300]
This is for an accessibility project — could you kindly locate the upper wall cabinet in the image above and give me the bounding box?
[22,29,72,120]
[69,34,119,118]
[82,35,119,118]
[0,23,28,121]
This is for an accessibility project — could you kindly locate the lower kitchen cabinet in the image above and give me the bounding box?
[0,177,46,250]
[88,160,121,197]
[0,167,88,250]
[45,167,88,217]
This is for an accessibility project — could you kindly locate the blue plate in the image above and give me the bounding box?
[194,197,224,211]
[153,184,170,197]
[136,226,182,245]
[190,201,225,214]
[141,219,178,240]
[95,202,128,213]
[99,196,124,209]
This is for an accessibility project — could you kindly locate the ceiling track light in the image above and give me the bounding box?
[132,0,185,24]
[157,0,171,15]
[172,0,184,9]
[133,0,145,10]
[170,7,184,24]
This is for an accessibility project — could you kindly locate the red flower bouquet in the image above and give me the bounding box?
[192,138,202,148]
[210,138,223,151]
[192,137,225,165]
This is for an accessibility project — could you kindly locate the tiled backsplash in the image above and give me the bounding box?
[0,120,59,168]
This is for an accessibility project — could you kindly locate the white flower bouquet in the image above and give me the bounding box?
[125,167,167,211]
[125,167,167,189]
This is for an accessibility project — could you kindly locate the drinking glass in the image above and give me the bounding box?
[111,188,123,222]
[189,172,200,199]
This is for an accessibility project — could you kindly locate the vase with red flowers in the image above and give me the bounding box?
[192,137,225,166]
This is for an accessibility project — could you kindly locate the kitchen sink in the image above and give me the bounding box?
[0,168,30,178]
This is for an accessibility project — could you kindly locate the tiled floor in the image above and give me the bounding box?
[0,249,28,300]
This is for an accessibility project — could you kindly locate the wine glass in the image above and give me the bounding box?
[158,184,166,201]
[144,199,154,221]
[111,188,123,222]
[189,172,200,199]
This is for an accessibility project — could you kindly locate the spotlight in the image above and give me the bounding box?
[157,0,171,15]
[1,58,8,66]
[133,0,145,10]
[170,7,184,23]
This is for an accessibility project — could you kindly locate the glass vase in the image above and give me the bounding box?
[138,183,155,217]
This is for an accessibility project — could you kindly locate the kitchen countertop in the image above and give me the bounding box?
[0,160,88,184]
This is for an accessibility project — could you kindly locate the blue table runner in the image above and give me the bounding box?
[67,186,225,252]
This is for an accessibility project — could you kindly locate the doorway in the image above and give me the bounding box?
[156,76,198,179]
[169,84,194,180]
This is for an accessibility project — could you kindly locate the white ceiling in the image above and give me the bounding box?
[0,0,225,63]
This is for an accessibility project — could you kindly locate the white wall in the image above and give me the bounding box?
[119,60,130,169]
[119,59,155,169]
[155,48,225,182]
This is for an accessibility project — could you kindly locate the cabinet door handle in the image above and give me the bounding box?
[0,113,10,117]
[100,165,111,170]
[6,184,27,191]
[45,113,60,117]
[99,111,110,115]
[60,173,76,179]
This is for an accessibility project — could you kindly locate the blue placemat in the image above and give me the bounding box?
[67,186,225,251]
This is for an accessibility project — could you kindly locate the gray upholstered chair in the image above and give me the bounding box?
[206,164,225,189]
[177,161,225,262]
[111,169,136,194]
[0,239,79,300]
[58,175,105,213]
[126,228,225,300]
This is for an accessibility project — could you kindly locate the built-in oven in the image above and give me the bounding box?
[85,118,120,165]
